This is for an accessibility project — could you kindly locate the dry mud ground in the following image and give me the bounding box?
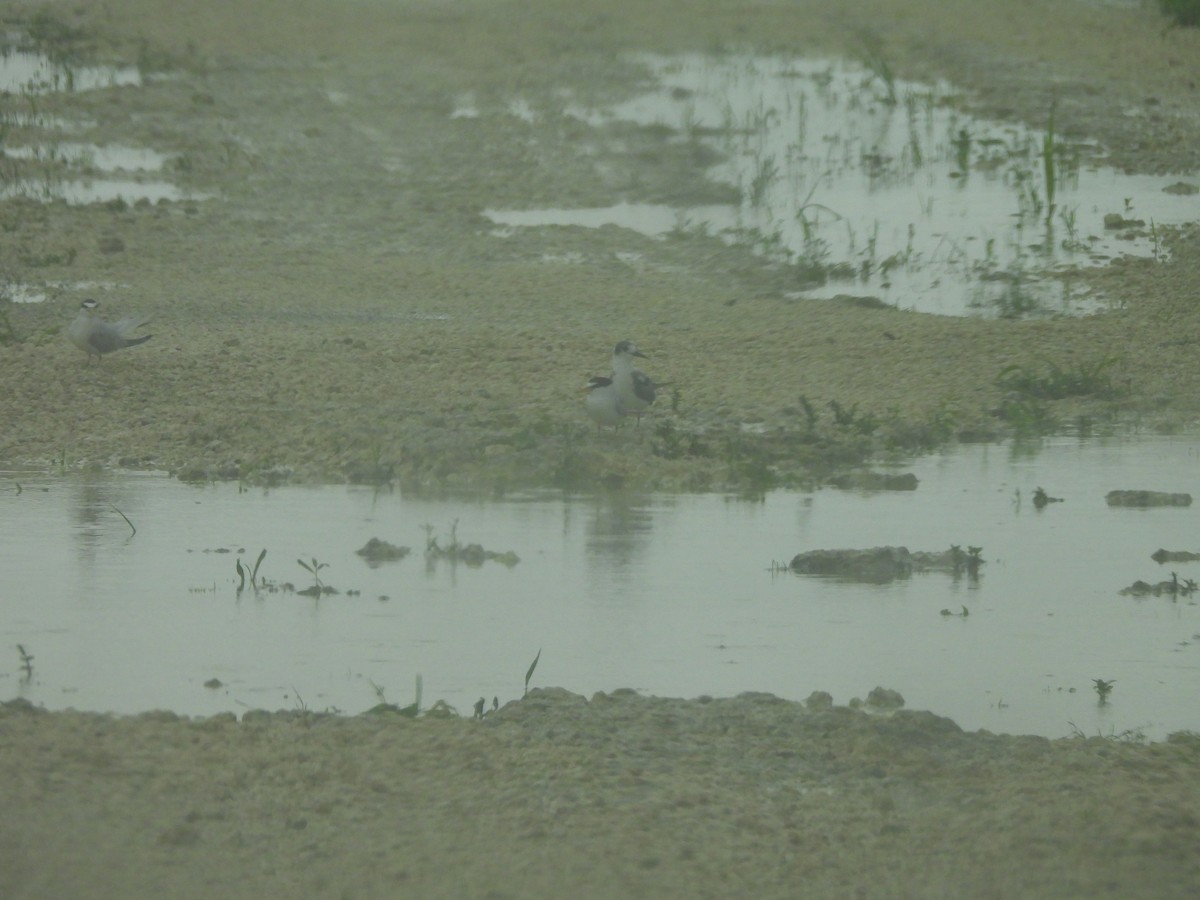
[2,1,1200,897]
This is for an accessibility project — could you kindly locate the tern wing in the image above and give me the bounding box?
[632,370,657,405]
[86,317,152,354]
[112,316,151,338]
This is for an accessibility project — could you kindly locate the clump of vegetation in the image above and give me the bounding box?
[1159,0,1200,27]
[423,520,519,568]
[651,420,709,460]
[828,400,879,436]
[235,549,268,594]
[1032,486,1063,509]
[993,397,1058,435]
[1092,678,1115,705]
[26,9,90,63]
[948,545,984,578]
[366,675,424,718]
[878,404,958,454]
[996,358,1123,400]
[857,29,897,104]
[1067,721,1147,743]
[721,433,780,495]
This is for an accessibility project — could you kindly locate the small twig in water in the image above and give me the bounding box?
[17,643,34,678]
[369,679,387,703]
[110,503,136,537]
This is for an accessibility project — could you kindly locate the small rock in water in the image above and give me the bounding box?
[1105,490,1192,508]
[356,537,411,564]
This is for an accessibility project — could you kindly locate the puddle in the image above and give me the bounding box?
[2,280,120,305]
[488,201,733,236]
[0,176,198,205]
[2,283,51,304]
[3,435,1199,740]
[486,55,1199,318]
[2,142,169,171]
[0,48,142,94]
[0,45,201,206]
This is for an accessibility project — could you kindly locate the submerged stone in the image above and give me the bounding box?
[1105,490,1192,508]
[356,537,411,564]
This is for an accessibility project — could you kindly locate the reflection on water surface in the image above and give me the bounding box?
[2,435,1199,740]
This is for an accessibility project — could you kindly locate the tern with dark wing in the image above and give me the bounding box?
[66,298,152,361]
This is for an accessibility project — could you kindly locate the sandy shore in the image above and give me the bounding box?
[2,1,1200,896]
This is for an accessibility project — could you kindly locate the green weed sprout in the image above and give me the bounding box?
[297,556,328,591]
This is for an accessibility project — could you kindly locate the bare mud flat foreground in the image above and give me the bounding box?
[4,691,1200,899]
[2,1,1200,897]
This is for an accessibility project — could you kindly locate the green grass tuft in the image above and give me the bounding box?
[995,358,1123,400]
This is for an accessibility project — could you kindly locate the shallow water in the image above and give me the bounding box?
[488,54,1199,318]
[0,49,141,94]
[3,435,1199,739]
[0,46,199,207]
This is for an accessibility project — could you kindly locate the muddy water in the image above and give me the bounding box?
[3,434,1199,740]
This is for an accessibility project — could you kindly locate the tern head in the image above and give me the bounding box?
[81,298,100,313]
[584,375,614,391]
[612,340,647,361]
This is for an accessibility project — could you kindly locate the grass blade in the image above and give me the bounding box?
[524,648,541,696]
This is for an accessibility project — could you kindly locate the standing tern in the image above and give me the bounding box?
[583,340,664,428]
[66,298,152,361]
